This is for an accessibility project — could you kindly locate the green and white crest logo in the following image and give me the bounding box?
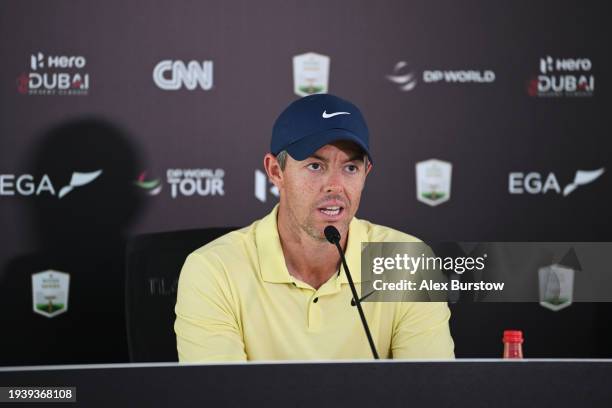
[416,159,452,206]
[293,52,330,97]
[32,270,70,318]
[538,264,574,311]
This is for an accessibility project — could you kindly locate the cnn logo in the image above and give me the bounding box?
[153,60,213,91]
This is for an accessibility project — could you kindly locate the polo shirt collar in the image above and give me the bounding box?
[256,205,366,284]
[256,205,291,283]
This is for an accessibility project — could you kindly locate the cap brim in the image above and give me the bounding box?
[284,129,373,163]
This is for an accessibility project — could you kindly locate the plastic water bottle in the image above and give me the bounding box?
[503,330,523,359]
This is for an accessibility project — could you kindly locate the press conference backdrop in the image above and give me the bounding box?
[1,0,610,365]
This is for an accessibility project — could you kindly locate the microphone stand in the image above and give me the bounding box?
[325,226,379,359]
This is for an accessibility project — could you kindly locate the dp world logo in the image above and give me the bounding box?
[386,60,494,92]
[386,61,417,91]
[153,60,214,91]
[134,171,162,195]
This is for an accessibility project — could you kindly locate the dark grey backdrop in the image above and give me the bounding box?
[1,0,610,364]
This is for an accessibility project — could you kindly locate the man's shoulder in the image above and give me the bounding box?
[356,218,422,243]
[190,222,257,263]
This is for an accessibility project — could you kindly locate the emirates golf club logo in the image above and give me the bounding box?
[416,159,452,206]
[32,270,70,318]
[293,52,330,97]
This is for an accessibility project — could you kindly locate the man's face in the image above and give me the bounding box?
[270,141,372,242]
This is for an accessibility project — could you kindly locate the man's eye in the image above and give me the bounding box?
[346,164,358,173]
[307,163,321,171]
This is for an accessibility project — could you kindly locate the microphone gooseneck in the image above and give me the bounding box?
[324,225,379,359]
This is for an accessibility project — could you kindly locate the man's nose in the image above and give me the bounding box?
[323,170,344,194]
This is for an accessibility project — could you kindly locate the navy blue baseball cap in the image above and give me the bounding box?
[271,94,372,163]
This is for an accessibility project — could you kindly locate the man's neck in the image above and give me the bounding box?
[276,207,348,290]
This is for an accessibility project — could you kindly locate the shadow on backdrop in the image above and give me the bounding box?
[0,118,144,365]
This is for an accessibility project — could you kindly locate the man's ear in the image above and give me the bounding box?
[263,153,283,189]
[365,161,373,177]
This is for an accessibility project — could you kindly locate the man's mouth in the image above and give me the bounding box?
[317,205,345,218]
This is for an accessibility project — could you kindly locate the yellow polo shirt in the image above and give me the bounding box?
[174,205,454,361]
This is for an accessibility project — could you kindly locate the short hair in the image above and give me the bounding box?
[274,149,370,171]
[276,150,289,170]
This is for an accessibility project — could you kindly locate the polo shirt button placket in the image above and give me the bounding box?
[308,294,322,331]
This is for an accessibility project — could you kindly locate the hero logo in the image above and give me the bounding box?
[30,52,86,70]
[527,56,594,97]
[386,60,494,91]
[166,168,224,198]
[17,52,89,96]
[153,60,213,91]
[509,168,604,196]
[0,170,102,198]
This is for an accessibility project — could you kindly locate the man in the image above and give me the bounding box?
[174,94,454,361]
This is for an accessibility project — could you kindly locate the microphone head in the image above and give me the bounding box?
[324,225,341,244]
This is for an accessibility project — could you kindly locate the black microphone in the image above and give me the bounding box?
[324,225,379,359]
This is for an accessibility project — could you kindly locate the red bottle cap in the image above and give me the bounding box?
[503,330,523,344]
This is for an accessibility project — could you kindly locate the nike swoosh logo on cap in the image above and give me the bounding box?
[322,110,351,118]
